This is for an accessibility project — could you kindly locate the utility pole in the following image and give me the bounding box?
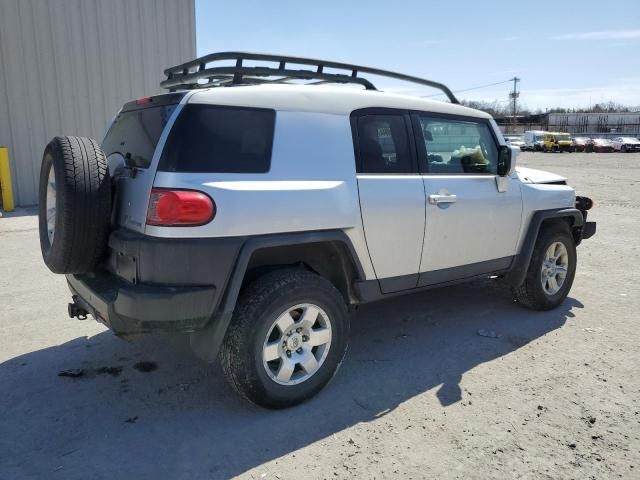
[509,77,520,131]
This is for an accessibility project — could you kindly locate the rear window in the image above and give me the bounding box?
[159,105,275,173]
[102,104,177,168]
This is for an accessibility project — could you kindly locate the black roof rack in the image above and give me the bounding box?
[161,52,459,104]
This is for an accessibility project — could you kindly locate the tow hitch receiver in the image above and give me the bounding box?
[68,298,88,320]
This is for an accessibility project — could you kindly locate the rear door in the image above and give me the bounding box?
[412,113,522,286]
[101,93,184,232]
[352,109,426,293]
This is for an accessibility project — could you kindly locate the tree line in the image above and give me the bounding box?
[459,99,639,117]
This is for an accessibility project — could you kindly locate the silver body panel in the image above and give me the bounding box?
[356,175,426,288]
[420,174,523,272]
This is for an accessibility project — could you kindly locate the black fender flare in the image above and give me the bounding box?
[505,208,583,288]
[190,230,365,362]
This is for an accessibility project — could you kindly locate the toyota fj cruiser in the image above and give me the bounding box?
[38,52,596,408]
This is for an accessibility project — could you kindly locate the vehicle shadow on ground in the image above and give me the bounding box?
[0,280,582,479]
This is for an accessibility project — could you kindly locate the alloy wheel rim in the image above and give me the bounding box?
[46,168,56,244]
[262,303,332,386]
[540,241,569,295]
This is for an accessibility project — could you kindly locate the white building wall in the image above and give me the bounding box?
[548,112,640,136]
[0,0,196,205]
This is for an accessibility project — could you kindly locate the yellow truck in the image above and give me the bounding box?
[543,132,572,152]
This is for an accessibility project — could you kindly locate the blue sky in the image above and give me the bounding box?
[196,0,640,110]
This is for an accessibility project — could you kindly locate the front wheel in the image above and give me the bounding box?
[513,224,577,310]
[220,268,349,408]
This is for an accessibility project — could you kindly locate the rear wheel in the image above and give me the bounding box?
[513,224,577,310]
[220,268,349,408]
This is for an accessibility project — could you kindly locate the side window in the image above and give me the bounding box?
[356,115,413,173]
[159,105,275,173]
[416,116,498,174]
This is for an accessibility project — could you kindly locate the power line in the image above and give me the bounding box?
[423,78,516,97]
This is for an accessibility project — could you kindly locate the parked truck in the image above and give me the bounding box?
[524,130,545,151]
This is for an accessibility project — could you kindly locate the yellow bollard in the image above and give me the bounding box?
[0,146,15,212]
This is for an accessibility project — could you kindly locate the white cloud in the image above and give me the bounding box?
[552,29,640,40]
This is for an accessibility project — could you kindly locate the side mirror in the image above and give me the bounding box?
[497,145,512,176]
[424,130,433,141]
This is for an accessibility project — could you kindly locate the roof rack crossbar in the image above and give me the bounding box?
[161,52,459,103]
[163,65,376,90]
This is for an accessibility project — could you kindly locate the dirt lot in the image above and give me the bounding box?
[0,152,638,480]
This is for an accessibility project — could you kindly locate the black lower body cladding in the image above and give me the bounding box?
[67,228,363,338]
[106,228,243,286]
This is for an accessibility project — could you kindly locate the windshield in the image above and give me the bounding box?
[535,134,544,141]
[102,104,178,168]
[621,137,639,142]
[555,134,571,142]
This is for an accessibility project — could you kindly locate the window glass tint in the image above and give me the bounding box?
[356,115,412,173]
[159,105,275,173]
[418,116,498,174]
[102,105,177,168]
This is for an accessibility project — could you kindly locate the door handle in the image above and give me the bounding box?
[428,193,457,205]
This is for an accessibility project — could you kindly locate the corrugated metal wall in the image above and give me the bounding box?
[548,112,640,136]
[0,0,196,205]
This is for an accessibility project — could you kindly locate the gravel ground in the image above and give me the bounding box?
[1,152,638,479]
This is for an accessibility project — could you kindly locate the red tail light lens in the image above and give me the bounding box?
[146,189,215,226]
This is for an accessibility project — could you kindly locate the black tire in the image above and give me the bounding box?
[220,268,350,408]
[38,136,111,274]
[513,223,577,311]
[621,145,627,153]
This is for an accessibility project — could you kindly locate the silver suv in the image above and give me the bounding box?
[38,53,596,408]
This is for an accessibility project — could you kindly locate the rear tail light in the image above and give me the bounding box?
[146,189,215,226]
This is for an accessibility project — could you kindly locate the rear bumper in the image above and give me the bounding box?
[67,272,217,335]
[66,228,244,335]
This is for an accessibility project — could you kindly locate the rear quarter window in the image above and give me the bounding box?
[102,104,177,168]
[159,105,275,173]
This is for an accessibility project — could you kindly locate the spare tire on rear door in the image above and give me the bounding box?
[38,136,111,274]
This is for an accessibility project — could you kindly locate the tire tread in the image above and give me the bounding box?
[39,136,111,274]
[513,223,576,311]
